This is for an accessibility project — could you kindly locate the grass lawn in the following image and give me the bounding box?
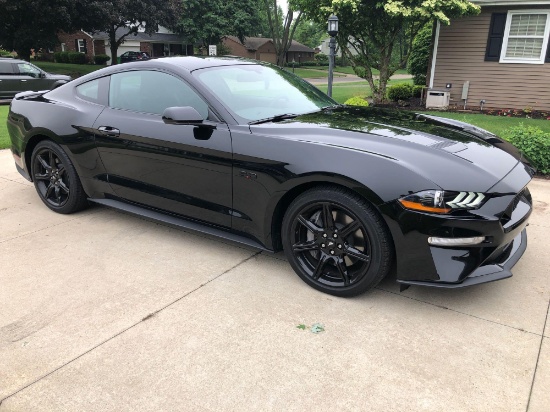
[317,79,413,104]
[421,111,550,138]
[0,105,10,150]
[333,66,409,76]
[33,61,103,78]
[284,67,345,78]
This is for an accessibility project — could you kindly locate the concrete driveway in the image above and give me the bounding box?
[0,148,549,412]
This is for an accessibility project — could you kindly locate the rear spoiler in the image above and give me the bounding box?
[14,90,49,100]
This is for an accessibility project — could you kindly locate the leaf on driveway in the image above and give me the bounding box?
[296,324,307,330]
[310,323,325,334]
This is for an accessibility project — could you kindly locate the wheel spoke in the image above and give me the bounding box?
[336,257,351,286]
[44,183,54,199]
[57,165,66,177]
[297,215,322,234]
[339,220,361,238]
[34,172,50,181]
[344,245,370,263]
[49,151,56,172]
[292,240,319,253]
[37,155,51,171]
[58,181,70,194]
[312,254,329,280]
[322,203,334,229]
[54,186,61,204]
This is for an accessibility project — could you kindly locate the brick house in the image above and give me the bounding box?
[57,27,192,64]
[222,36,315,64]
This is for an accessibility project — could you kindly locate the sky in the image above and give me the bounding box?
[277,0,288,16]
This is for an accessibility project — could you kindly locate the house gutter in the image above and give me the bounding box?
[429,20,441,89]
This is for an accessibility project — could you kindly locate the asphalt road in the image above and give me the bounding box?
[0,148,549,411]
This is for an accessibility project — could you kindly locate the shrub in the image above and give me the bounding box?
[412,85,424,98]
[387,83,413,101]
[408,24,432,86]
[344,97,369,107]
[301,61,319,67]
[0,49,13,57]
[94,54,111,65]
[68,52,86,64]
[56,51,71,63]
[506,124,550,174]
[315,53,329,64]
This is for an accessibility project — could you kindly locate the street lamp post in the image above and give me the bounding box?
[327,15,339,98]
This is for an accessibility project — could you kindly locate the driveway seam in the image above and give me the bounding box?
[375,287,543,337]
[0,251,261,405]
[526,297,550,411]
[0,176,31,186]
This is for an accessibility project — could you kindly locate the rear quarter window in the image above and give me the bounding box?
[75,79,101,104]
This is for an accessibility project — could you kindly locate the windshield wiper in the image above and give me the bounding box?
[249,113,298,125]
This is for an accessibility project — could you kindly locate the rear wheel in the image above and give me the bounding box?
[282,187,393,297]
[31,140,89,214]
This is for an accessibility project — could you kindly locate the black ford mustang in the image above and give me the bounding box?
[6,57,534,297]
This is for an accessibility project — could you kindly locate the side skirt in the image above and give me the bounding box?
[89,198,271,252]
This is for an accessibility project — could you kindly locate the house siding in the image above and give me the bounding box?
[433,6,550,111]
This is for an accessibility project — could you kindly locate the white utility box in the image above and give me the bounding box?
[426,91,450,109]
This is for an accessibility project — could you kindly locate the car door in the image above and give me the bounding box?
[93,69,233,228]
[13,62,48,93]
[0,60,17,98]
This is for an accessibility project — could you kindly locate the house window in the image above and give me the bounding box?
[61,43,66,52]
[500,10,550,64]
[77,39,86,53]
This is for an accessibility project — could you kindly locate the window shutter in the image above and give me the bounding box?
[83,39,87,54]
[75,39,78,51]
[485,13,507,61]
[545,35,550,62]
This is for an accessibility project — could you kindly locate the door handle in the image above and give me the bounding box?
[97,126,120,137]
[20,80,27,82]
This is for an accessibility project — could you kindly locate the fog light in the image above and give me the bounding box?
[428,236,485,246]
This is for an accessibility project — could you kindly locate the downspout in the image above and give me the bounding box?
[429,20,441,89]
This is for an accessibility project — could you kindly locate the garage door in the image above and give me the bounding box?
[259,53,277,64]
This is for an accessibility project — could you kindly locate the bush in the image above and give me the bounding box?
[387,83,413,101]
[412,85,424,98]
[301,61,318,67]
[506,125,550,174]
[408,24,432,86]
[94,54,111,65]
[68,52,86,64]
[344,97,369,107]
[315,53,329,64]
[0,49,13,57]
[55,51,70,63]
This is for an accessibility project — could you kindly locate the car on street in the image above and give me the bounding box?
[0,58,71,99]
[120,51,151,64]
[6,57,534,297]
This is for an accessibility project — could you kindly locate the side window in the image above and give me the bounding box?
[108,70,209,118]
[76,79,101,103]
[17,63,41,78]
[0,62,14,75]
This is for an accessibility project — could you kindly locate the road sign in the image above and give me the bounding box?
[209,45,217,56]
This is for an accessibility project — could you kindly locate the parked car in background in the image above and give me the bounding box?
[0,58,71,99]
[120,51,151,63]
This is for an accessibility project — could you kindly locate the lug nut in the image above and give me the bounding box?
[321,244,326,248]
[323,234,327,238]
[333,234,338,238]
[330,250,335,255]
[338,244,342,249]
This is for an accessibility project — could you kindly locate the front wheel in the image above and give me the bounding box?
[31,140,89,214]
[282,187,393,297]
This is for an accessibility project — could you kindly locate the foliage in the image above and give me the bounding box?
[0,49,12,57]
[344,96,369,106]
[54,51,71,63]
[34,61,101,77]
[264,0,303,66]
[0,105,9,150]
[81,0,181,65]
[293,19,325,49]
[315,53,329,64]
[293,0,479,103]
[178,0,261,48]
[0,0,85,61]
[412,85,424,98]
[408,24,432,86]
[507,125,550,174]
[93,54,111,65]
[67,51,86,64]
[387,83,413,101]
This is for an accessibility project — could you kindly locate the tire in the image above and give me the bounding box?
[282,186,393,297]
[31,140,89,214]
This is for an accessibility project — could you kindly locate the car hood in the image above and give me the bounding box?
[249,106,530,192]
[46,73,71,81]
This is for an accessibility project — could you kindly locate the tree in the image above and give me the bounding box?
[294,0,479,103]
[0,0,80,61]
[407,24,433,86]
[82,0,181,65]
[177,0,262,49]
[263,1,302,67]
[293,19,325,49]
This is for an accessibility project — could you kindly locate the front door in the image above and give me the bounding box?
[93,69,233,228]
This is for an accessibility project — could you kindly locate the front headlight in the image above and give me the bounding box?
[398,190,486,214]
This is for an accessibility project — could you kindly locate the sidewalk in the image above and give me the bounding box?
[0,148,548,411]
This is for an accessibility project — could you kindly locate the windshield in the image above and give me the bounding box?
[193,64,336,123]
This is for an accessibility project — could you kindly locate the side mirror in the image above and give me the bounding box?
[39,72,46,78]
[162,106,204,125]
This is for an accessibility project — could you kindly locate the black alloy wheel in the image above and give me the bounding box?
[282,187,393,297]
[31,140,89,214]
